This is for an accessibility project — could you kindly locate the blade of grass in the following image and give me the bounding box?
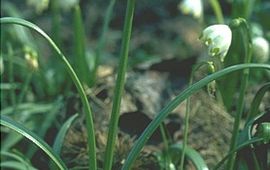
[0,161,36,170]
[227,19,253,170]
[170,143,209,170]
[238,112,265,146]
[0,17,96,170]
[121,63,270,170]
[0,83,20,90]
[1,101,57,151]
[246,82,270,122]
[53,113,79,155]
[209,0,224,24]
[104,0,136,169]
[1,102,55,115]
[180,62,209,170]
[235,112,267,170]
[213,137,264,170]
[2,2,37,49]
[73,5,90,86]
[17,72,33,105]
[0,115,67,170]
[51,0,61,47]
[1,151,37,170]
[91,0,116,86]
[7,43,16,106]
[26,98,63,157]
[0,132,23,152]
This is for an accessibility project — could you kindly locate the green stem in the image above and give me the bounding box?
[7,43,16,106]
[0,17,97,170]
[226,68,249,170]
[17,72,32,104]
[73,5,89,86]
[245,0,256,19]
[179,62,209,170]
[226,20,253,170]
[103,1,136,170]
[160,123,170,150]
[121,63,270,170]
[209,0,224,24]
[51,0,61,47]
[91,0,116,87]
[160,123,170,169]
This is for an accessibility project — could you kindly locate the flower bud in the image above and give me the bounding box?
[178,0,203,19]
[252,37,269,63]
[24,47,39,71]
[207,80,216,97]
[207,61,215,73]
[200,24,232,62]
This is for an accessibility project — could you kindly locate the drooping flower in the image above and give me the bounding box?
[178,0,203,19]
[200,24,232,62]
[252,37,269,63]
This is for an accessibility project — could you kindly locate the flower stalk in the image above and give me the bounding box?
[226,18,253,170]
[103,0,136,169]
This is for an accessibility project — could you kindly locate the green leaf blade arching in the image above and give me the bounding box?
[0,115,67,170]
[0,17,96,170]
[53,113,79,155]
[169,143,209,170]
[121,63,270,170]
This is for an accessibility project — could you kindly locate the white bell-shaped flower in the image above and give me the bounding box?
[178,0,203,19]
[200,24,232,62]
[252,37,269,63]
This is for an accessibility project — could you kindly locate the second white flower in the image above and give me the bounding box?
[200,24,232,62]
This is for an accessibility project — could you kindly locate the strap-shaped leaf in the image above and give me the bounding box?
[246,82,270,122]
[122,63,270,170]
[0,115,67,170]
[53,113,79,155]
[1,151,37,170]
[0,17,96,170]
[169,143,209,170]
[213,137,264,170]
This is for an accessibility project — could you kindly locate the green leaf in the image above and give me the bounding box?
[1,131,23,151]
[73,5,90,86]
[1,17,96,170]
[1,102,55,115]
[1,2,37,49]
[0,161,35,170]
[91,0,116,86]
[53,113,79,155]
[0,115,67,170]
[1,151,37,170]
[213,137,264,170]
[247,82,270,122]
[121,63,270,170]
[169,143,209,170]
[104,1,136,169]
[235,112,268,170]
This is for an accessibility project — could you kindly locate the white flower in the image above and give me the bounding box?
[178,0,203,19]
[252,37,269,63]
[200,24,232,62]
